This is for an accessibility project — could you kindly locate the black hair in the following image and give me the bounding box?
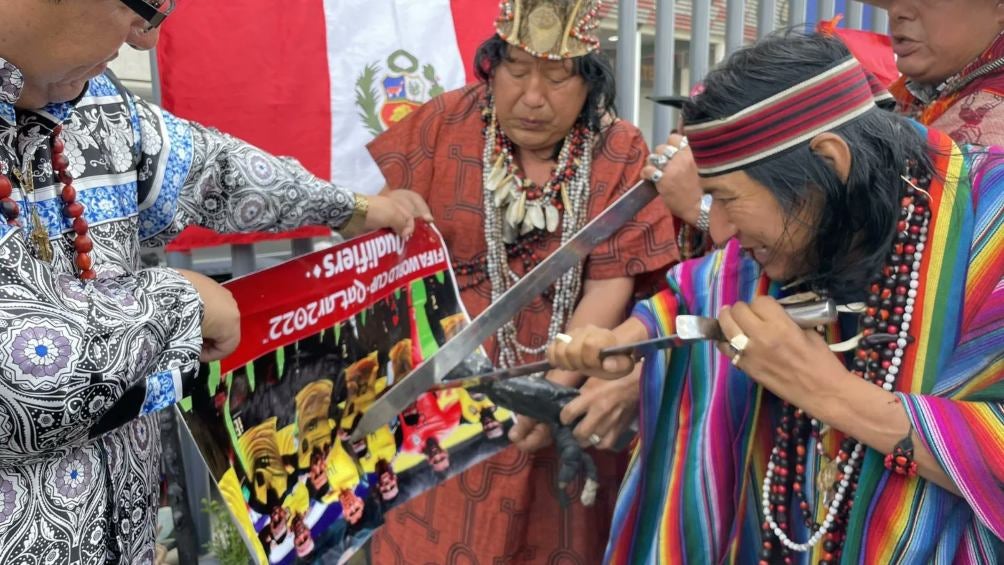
[683,30,935,300]
[472,34,617,135]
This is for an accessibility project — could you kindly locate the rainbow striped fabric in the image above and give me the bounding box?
[607,125,1003,564]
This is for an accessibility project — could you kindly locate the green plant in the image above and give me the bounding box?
[202,498,252,565]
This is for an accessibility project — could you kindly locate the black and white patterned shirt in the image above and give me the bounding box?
[0,57,357,564]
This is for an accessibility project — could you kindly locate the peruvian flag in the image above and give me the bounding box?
[156,0,496,250]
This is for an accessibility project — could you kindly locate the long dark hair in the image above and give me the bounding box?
[472,34,617,135]
[683,30,934,300]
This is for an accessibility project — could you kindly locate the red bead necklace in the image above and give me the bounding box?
[758,164,932,564]
[0,125,94,280]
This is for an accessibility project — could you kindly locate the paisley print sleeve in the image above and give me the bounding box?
[131,97,356,245]
[0,231,203,464]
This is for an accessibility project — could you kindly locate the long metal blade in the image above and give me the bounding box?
[351,180,658,441]
[424,300,840,395]
[428,334,687,392]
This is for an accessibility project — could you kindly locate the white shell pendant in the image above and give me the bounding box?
[520,218,535,235]
[526,204,546,231]
[494,177,514,207]
[486,155,507,190]
[505,191,527,230]
[502,219,518,243]
[544,204,560,232]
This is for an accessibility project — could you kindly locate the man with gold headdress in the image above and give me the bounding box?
[368,0,678,561]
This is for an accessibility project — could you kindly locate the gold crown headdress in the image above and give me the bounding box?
[496,0,603,60]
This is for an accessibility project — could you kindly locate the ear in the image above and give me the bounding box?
[809,132,852,184]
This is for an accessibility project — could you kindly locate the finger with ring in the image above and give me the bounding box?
[555,333,574,344]
[589,433,602,446]
[648,153,669,169]
[679,137,689,149]
[731,352,743,366]
[649,169,664,183]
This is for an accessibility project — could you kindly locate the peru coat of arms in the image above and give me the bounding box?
[355,49,445,136]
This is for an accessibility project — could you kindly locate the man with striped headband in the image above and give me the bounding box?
[547,30,1003,563]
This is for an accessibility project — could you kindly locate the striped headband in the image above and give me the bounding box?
[686,57,891,176]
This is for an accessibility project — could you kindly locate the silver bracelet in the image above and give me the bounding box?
[696,194,712,232]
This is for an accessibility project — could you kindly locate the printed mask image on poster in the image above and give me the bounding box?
[179,223,513,564]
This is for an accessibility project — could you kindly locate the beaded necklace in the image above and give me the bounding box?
[0,125,94,280]
[759,164,932,564]
[460,95,592,367]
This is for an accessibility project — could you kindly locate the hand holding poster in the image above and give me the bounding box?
[179,222,512,564]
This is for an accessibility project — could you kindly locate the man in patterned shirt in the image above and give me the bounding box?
[0,1,416,563]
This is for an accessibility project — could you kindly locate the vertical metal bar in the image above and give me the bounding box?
[789,0,807,26]
[165,251,194,270]
[617,0,640,124]
[150,47,209,561]
[652,0,676,144]
[725,0,745,55]
[758,0,777,38]
[871,7,889,33]
[148,49,162,105]
[230,244,257,277]
[159,410,200,565]
[291,238,314,257]
[847,0,864,29]
[690,0,711,88]
[819,0,836,21]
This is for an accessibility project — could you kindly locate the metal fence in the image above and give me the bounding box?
[633,0,888,146]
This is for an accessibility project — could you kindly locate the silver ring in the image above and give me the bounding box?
[661,145,680,160]
[555,333,573,344]
[679,137,689,150]
[649,169,664,183]
[589,433,602,446]
[647,153,669,169]
[731,352,743,366]
[729,333,750,353]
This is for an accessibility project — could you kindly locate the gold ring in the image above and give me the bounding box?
[555,333,573,344]
[729,333,750,353]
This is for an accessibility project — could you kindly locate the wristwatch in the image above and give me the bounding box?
[696,193,712,232]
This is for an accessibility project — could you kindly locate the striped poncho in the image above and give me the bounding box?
[607,125,1003,563]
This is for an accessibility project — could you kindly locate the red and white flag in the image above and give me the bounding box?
[157,0,496,196]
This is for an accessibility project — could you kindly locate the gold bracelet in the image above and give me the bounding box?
[340,194,369,237]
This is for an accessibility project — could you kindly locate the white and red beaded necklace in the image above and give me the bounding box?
[0,124,94,280]
[757,163,932,564]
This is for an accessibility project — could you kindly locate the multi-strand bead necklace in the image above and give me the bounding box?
[456,97,592,367]
[759,164,931,564]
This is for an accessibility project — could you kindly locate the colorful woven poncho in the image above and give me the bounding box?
[607,125,1004,563]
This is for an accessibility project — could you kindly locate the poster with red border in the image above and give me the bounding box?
[179,222,512,564]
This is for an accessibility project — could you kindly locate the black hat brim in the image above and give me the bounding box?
[647,95,689,108]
